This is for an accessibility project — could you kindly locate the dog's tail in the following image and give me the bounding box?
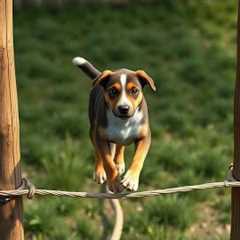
[72,57,101,80]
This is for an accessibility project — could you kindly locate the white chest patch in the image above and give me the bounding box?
[106,109,144,145]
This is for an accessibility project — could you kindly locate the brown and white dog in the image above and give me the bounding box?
[73,57,156,193]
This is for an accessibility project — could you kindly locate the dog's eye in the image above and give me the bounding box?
[129,87,139,96]
[108,88,119,98]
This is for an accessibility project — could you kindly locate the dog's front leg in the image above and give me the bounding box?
[93,151,107,184]
[121,135,151,191]
[96,140,121,193]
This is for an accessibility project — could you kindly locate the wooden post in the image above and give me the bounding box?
[231,1,240,239]
[0,0,24,239]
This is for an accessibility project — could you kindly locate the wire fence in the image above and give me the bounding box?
[1,179,239,200]
[0,171,237,240]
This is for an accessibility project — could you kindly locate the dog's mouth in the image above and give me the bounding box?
[118,115,130,120]
[113,111,132,120]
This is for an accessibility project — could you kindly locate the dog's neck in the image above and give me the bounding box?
[106,108,144,145]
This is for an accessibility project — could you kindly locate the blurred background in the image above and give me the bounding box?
[14,0,237,239]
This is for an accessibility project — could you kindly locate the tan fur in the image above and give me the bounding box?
[114,145,125,175]
[104,83,121,111]
[92,70,112,87]
[136,70,156,92]
[126,81,143,111]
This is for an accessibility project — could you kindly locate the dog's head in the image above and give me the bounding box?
[93,69,156,119]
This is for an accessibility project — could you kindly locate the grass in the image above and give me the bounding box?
[14,1,237,239]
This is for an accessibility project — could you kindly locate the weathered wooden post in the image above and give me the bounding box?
[231,1,240,239]
[0,0,24,239]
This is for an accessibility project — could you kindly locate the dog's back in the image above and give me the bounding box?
[89,85,107,131]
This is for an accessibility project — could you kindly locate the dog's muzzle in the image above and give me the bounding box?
[114,105,133,119]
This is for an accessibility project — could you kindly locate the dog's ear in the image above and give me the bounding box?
[136,70,156,92]
[93,70,112,88]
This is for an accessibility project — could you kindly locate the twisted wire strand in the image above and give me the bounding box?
[0,181,240,200]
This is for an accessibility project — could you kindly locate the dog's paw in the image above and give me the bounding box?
[93,169,107,184]
[121,171,139,191]
[107,178,123,193]
[116,162,125,176]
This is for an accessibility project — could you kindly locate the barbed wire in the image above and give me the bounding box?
[0,180,239,200]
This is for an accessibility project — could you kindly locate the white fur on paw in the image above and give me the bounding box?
[116,162,125,175]
[121,171,139,191]
[93,170,107,184]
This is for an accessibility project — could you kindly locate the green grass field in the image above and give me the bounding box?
[14,1,237,239]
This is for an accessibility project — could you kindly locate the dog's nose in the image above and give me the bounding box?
[118,105,130,114]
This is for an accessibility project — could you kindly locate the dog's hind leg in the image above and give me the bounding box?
[114,145,125,176]
[110,143,116,158]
